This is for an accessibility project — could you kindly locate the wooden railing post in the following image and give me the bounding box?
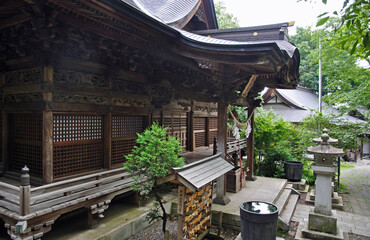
[213,137,217,155]
[20,165,30,216]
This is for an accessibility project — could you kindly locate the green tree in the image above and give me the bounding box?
[304,0,370,60]
[301,110,369,151]
[290,27,320,91]
[254,108,315,181]
[214,1,239,29]
[290,26,370,115]
[124,123,184,237]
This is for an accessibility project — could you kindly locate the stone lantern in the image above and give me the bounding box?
[302,129,345,239]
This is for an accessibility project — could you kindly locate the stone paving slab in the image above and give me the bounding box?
[293,204,370,237]
[213,176,287,216]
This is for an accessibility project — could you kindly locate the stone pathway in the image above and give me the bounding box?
[292,159,370,238]
[340,159,370,216]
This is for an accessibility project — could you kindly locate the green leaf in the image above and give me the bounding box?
[317,12,329,18]
[350,40,358,54]
[322,0,327,4]
[316,16,330,27]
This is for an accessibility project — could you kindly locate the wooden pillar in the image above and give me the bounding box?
[2,111,8,171]
[213,102,230,205]
[20,166,30,216]
[43,111,53,184]
[205,117,210,146]
[188,102,194,151]
[104,113,112,169]
[177,185,185,240]
[43,65,53,184]
[246,109,256,181]
[105,66,114,169]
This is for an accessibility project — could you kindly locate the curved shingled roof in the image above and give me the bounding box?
[123,0,200,27]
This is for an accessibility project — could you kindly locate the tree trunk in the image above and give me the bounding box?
[153,180,167,234]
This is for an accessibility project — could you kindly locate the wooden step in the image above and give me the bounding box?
[278,193,299,231]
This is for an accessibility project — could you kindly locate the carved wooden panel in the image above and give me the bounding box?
[53,93,109,105]
[53,114,104,178]
[4,68,43,87]
[54,68,108,89]
[111,115,145,166]
[4,93,43,103]
[113,80,147,95]
[112,97,149,108]
[9,113,43,177]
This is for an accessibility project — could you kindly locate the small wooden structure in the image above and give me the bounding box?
[172,153,234,239]
[0,0,300,239]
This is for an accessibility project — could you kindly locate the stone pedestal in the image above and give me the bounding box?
[308,208,337,234]
[311,165,335,215]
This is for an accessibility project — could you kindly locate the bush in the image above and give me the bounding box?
[257,144,293,178]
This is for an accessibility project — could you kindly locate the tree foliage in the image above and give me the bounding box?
[254,109,312,179]
[301,110,369,151]
[214,1,239,29]
[290,26,370,116]
[254,108,368,184]
[124,123,184,235]
[303,0,370,60]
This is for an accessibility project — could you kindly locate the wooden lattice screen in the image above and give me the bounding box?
[111,115,145,166]
[9,113,43,177]
[0,115,2,164]
[163,112,187,151]
[209,117,218,145]
[53,114,104,178]
[194,117,206,148]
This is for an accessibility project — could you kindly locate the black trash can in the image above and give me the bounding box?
[240,201,278,240]
[284,161,303,182]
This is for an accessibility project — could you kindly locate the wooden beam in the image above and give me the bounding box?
[0,13,30,30]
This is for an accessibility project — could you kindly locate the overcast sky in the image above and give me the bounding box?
[215,0,344,35]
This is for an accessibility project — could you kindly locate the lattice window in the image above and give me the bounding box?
[9,113,43,177]
[111,115,145,166]
[194,117,206,147]
[163,112,187,151]
[209,117,218,129]
[112,116,143,138]
[54,115,102,142]
[209,117,218,145]
[53,114,103,178]
[0,115,2,164]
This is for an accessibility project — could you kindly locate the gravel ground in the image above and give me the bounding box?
[127,219,239,240]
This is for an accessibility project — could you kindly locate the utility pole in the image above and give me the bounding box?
[319,37,322,113]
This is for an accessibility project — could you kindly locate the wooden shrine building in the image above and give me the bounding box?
[0,0,300,239]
